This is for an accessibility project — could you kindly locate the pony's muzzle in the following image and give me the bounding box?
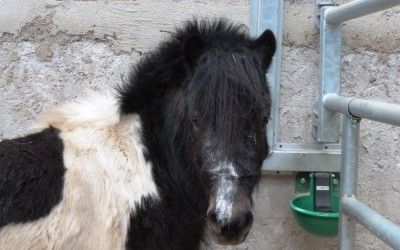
[206,203,253,245]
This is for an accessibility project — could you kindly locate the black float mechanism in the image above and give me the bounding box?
[314,172,332,212]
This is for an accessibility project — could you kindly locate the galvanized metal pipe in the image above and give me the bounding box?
[323,94,353,115]
[323,94,400,126]
[326,0,400,25]
[339,116,360,196]
[342,196,400,250]
[339,115,360,250]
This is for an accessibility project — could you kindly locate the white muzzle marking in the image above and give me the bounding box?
[214,162,238,221]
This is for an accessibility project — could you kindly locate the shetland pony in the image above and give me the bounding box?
[0,18,275,250]
[120,19,275,249]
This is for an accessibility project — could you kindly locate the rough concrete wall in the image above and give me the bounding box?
[0,0,249,139]
[1,0,400,250]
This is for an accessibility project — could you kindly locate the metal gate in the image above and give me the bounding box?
[251,0,400,249]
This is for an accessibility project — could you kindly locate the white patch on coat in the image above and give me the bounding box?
[0,92,159,250]
[214,161,238,222]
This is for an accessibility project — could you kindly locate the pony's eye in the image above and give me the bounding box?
[191,116,200,130]
[260,116,268,129]
[248,134,257,144]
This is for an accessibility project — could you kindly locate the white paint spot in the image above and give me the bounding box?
[316,185,329,191]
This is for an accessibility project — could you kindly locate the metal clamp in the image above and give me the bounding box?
[315,0,338,29]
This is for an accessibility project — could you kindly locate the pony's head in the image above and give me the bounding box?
[182,27,276,245]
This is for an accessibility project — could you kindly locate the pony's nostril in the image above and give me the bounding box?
[207,210,219,230]
[209,212,217,223]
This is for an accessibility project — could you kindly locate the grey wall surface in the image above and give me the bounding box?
[1,0,400,249]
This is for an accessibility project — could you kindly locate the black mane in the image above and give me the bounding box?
[119,18,259,115]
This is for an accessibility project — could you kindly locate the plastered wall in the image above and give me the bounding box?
[1,0,400,249]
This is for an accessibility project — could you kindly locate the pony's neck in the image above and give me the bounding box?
[140,103,202,191]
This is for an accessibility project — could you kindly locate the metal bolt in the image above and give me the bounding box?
[332,178,339,185]
[300,178,306,184]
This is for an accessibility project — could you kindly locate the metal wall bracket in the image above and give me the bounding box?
[251,0,342,172]
[315,0,338,29]
[312,5,342,143]
[262,143,341,172]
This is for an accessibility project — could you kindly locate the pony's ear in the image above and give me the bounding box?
[183,35,204,69]
[252,29,276,71]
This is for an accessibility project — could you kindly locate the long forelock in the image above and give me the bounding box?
[187,50,269,141]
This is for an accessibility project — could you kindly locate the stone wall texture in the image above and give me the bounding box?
[1,0,400,249]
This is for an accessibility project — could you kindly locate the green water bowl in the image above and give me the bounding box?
[291,195,339,237]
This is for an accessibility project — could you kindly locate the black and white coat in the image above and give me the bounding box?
[0,18,275,250]
[0,93,158,249]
